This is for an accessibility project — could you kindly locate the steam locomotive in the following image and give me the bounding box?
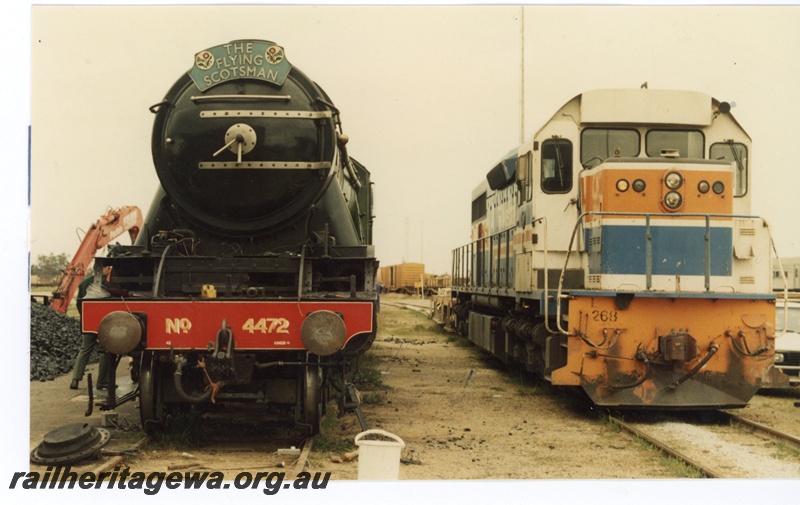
[80,40,377,433]
[448,88,790,408]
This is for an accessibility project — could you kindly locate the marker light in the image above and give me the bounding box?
[98,311,144,354]
[616,179,629,192]
[632,179,646,192]
[301,310,346,356]
[698,181,710,194]
[665,172,683,190]
[664,191,683,210]
[712,181,725,194]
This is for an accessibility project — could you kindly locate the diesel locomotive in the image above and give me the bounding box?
[80,40,377,433]
[448,88,790,408]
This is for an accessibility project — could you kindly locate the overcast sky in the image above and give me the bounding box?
[24,4,800,276]
[4,2,799,502]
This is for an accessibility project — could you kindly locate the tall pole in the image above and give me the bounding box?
[404,216,409,263]
[420,219,424,299]
[520,5,525,145]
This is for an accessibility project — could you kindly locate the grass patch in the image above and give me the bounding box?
[360,392,384,405]
[445,332,472,346]
[378,306,442,338]
[312,410,356,454]
[351,352,387,391]
[768,440,800,460]
[151,407,207,449]
[633,438,705,478]
[597,414,623,434]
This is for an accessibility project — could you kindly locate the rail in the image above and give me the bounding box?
[607,411,800,478]
[722,411,800,449]
[607,416,719,478]
[452,226,516,290]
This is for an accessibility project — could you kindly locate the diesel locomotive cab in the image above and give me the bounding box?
[81,40,378,434]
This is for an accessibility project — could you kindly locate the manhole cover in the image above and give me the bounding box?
[30,423,111,465]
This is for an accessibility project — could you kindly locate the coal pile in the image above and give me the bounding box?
[30,303,100,381]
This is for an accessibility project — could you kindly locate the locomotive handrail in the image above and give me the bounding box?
[198,160,332,170]
[765,219,791,336]
[152,244,173,297]
[556,211,784,336]
[450,210,786,338]
[199,110,332,119]
[450,218,556,331]
[191,94,292,102]
[452,225,515,291]
[532,217,557,335]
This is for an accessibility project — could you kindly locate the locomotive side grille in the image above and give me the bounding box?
[781,352,800,367]
[739,276,756,284]
[538,269,584,289]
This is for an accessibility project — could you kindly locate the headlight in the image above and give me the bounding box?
[632,179,646,192]
[664,191,683,209]
[774,352,785,364]
[616,179,629,192]
[97,311,144,354]
[665,172,683,190]
[301,310,346,356]
[698,181,710,194]
[712,181,725,194]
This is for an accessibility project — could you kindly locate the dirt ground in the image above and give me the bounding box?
[27,295,800,484]
[310,298,800,480]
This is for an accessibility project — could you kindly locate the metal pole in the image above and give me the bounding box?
[520,5,525,145]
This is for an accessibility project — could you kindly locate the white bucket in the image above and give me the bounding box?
[354,429,405,480]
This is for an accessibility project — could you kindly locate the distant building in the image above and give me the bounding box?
[773,257,800,291]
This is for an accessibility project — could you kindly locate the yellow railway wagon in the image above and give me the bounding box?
[380,262,425,293]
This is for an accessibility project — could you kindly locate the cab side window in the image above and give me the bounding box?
[516,152,533,206]
[472,192,487,223]
[541,138,573,194]
[710,141,748,197]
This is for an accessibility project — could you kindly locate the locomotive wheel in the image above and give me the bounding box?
[300,365,324,435]
[139,352,164,434]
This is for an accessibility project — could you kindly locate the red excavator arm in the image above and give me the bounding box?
[49,206,143,313]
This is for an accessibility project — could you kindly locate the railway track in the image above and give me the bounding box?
[105,407,317,476]
[380,300,432,316]
[384,297,800,477]
[607,410,800,478]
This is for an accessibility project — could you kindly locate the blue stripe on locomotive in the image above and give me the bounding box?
[586,225,732,276]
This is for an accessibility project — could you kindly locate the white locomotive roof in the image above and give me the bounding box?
[580,88,713,126]
[471,178,489,200]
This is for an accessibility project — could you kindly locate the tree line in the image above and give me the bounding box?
[31,253,68,278]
